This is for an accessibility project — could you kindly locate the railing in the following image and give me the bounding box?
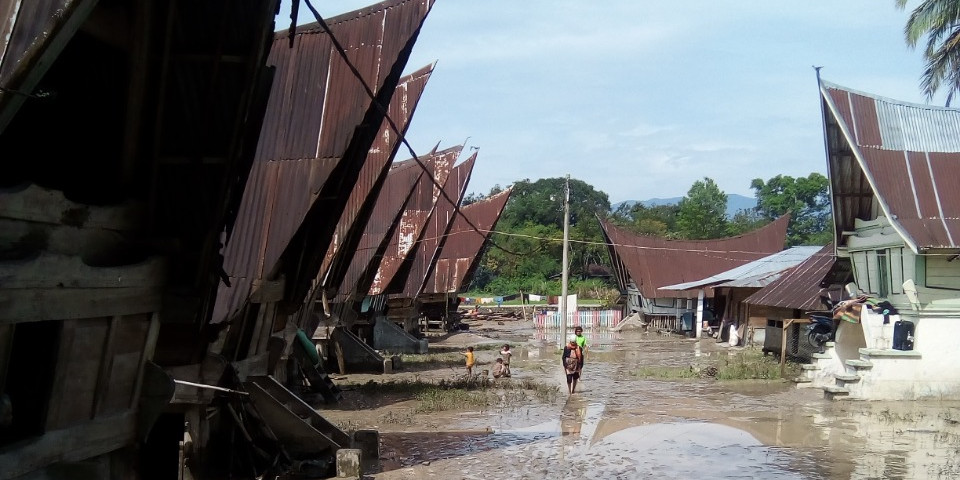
[534,309,623,329]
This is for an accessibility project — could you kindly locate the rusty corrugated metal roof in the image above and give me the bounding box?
[821,79,960,251]
[319,63,434,290]
[396,153,476,297]
[599,215,789,300]
[744,243,834,311]
[334,157,426,303]
[213,0,433,324]
[369,145,459,295]
[424,188,512,294]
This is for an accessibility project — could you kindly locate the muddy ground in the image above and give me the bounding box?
[317,319,960,479]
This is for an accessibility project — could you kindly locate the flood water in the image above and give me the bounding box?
[369,330,960,479]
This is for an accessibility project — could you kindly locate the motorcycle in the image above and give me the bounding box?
[806,294,837,351]
[806,314,835,351]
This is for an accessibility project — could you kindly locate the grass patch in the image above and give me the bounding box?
[715,348,799,380]
[628,366,701,379]
[346,376,558,413]
[627,348,801,381]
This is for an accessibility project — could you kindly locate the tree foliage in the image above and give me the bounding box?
[676,177,728,239]
[750,173,832,245]
[896,0,960,105]
[470,177,611,293]
[610,202,680,237]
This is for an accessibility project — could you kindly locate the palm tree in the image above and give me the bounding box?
[896,0,960,105]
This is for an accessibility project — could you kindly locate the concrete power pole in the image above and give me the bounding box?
[559,175,570,346]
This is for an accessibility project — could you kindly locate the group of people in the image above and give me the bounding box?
[460,326,588,394]
[461,344,514,378]
[562,326,587,394]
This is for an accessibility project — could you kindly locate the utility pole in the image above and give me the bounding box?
[559,175,570,346]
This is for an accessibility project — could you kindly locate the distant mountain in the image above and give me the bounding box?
[612,194,757,218]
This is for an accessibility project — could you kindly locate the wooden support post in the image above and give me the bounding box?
[131,312,161,410]
[91,316,121,417]
[780,319,792,377]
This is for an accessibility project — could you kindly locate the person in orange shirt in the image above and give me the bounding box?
[462,346,475,375]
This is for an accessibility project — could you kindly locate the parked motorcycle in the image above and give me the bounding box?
[806,294,837,351]
[806,314,835,350]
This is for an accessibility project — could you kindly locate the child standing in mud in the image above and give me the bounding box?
[500,344,512,377]
[462,346,475,375]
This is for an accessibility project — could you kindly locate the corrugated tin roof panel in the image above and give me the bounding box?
[744,243,835,311]
[369,145,459,295]
[398,153,476,296]
[424,188,512,293]
[662,246,821,291]
[599,215,789,300]
[319,63,434,289]
[821,80,960,250]
[214,0,433,324]
[334,157,425,303]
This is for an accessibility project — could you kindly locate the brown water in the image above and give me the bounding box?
[340,331,960,479]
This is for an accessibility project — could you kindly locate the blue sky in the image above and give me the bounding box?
[280,1,942,203]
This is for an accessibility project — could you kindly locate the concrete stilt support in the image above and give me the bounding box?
[336,449,362,478]
[383,358,393,374]
[352,429,381,474]
[391,355,402,371]
[418,339,428,354]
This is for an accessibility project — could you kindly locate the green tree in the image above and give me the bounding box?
[750,173,832,245]
[477,177,612,293]
[610,202,680,237]
[896,0,960,105]
[676,177,728,239]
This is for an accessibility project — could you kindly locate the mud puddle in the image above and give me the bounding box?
[342,330,960,479]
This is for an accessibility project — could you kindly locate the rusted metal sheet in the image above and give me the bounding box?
[369,145,459,295]
[744,243,835,311]
[214,0,434,324]
[599,215,789,300]
[398,153,477,297]
[319,63,434,289]
[334,157,425,303]
[424,188,512,294]
[821,80,960,251]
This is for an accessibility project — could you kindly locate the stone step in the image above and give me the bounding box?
[823,385,850,401]
[792,376,812,384]
[800,364,820,371]
[810,352,832,360]
[835,374,860,383]
[845,359,873,370]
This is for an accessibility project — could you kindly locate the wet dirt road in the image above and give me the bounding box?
[327,329,960,479]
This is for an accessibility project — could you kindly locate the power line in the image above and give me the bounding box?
[300,0,531,257]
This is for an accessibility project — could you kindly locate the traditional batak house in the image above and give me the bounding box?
[419,188,512,331]
[382,153,476,333]
[807,79,960,400]
[599,216,789,332]
[0,1,278,478]
[661,245,822,344]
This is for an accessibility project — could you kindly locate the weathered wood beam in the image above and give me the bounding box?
[0,286,162,324]
[0,411,136,480]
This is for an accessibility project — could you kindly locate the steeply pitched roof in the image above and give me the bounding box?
[423,188,512,294]
[599,215,789,299]
[744,243,834,311]
[213,0,434,324]
[660,246,821,291]
[821,79,960,252]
